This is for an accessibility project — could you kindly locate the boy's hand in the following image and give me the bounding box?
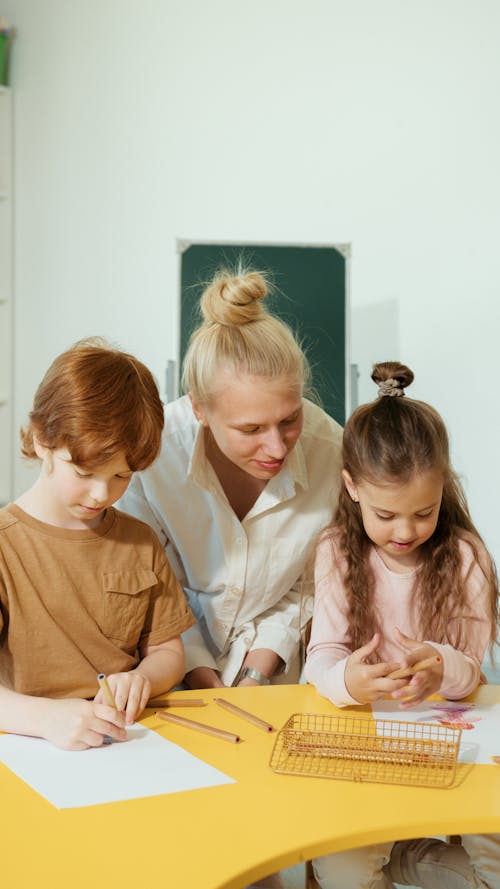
[40,699,127,750]
[345,633,407,703]
[94,670,152,724]
[390,628,444,707]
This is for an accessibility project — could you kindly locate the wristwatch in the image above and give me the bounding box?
[233,666,271,686]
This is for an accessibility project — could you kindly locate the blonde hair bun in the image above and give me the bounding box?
[200,269,268,326]
[371,361,414,393]
[182,263,309,402]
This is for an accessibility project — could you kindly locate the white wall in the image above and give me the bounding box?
[3,0,500,566]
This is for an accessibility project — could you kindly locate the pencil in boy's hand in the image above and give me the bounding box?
[388,654,442,680]
[97,673,117,708]
[214,697,275,732]
[155,710,241,743]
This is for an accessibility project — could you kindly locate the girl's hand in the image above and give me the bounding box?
[40,698,127,751]
[390,629,444,708]
[345,634,407,703]
[94,670,152,725]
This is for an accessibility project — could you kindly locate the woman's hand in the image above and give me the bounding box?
[184,666,226,690]
[344,633,407,703]
[390,629,443,708]
[40,698,127,751]
[94,670,151,725]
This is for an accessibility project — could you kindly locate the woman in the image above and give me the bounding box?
[120,266,343,689]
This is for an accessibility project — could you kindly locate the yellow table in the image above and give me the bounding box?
[2,683,499,889]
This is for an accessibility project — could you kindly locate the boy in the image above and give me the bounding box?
[0,338,194,750]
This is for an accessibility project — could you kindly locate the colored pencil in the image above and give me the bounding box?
[388,654,442,680]
[214,697,275,733]
[148,698,206,708]
[97,673,117,708]
[156,710,241,744]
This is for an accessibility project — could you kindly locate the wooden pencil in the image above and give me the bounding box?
[97,673,117,708]
[214,697,275,733]
[147,698,206,708]
[156,710,241,744]
[388,654,442,680]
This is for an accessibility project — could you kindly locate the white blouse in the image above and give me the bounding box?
[120,395,343,684]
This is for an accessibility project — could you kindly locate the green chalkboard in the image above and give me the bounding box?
[179,243,347,424]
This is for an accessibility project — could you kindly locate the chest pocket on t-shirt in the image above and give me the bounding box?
[102,570,157,644]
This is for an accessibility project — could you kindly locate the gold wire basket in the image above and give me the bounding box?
[270,713,462,788]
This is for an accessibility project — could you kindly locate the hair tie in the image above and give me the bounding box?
[377,378,404,398]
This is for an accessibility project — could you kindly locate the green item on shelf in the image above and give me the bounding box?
[0,31,9,86]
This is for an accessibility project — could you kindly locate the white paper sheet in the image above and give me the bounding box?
[371,700,500,764]
[0,724,235,808]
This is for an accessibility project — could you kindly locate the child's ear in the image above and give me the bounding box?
[342,469,359,503]
[189,393,208,426]
[33,433,49,461]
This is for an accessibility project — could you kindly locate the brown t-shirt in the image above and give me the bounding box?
[0,504,194,699]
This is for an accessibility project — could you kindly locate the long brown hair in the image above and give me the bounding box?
[21,337,164,471]
[332,361,498,655]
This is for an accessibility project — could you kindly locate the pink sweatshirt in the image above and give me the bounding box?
[305,533,492,707]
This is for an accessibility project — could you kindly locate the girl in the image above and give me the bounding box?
[305,361,499,889]
[0,338,194,750]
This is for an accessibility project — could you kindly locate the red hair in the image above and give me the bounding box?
[21,338,164,471]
